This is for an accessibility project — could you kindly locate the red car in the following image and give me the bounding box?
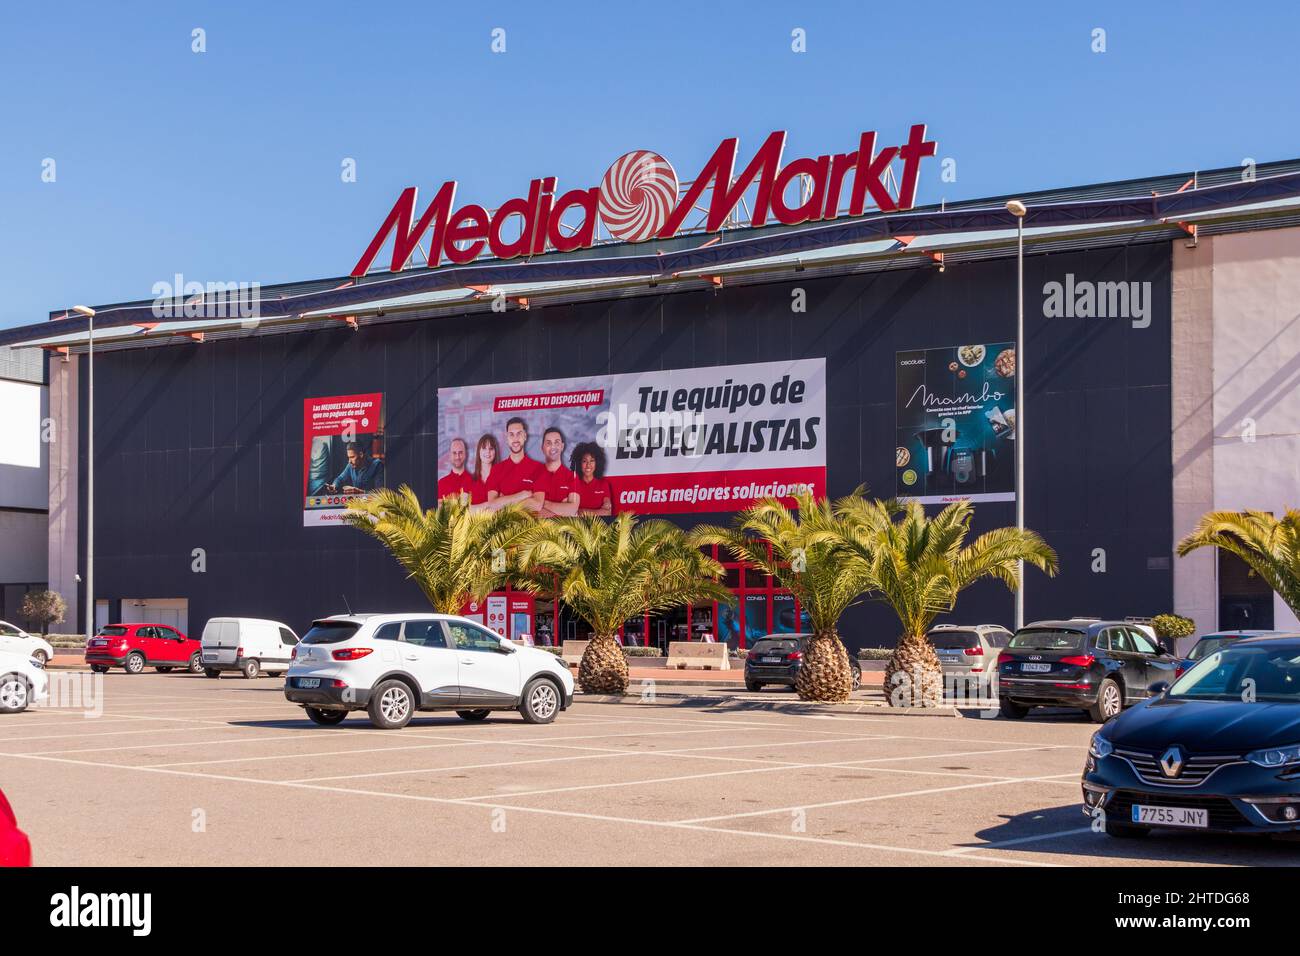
[85,623,204,675]
[0,789,31,867]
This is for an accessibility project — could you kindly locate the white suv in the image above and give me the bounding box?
[283,613,575,729]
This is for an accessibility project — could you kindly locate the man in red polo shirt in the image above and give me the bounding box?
[486,416,543,510]
[436,437,473,501]
[532,426,580,517]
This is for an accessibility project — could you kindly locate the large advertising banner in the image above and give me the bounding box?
[303,393,386,527]
[436,358,826,516]
[895,343,1015,504]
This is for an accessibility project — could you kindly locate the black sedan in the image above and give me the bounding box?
[744,634,861,692]
[997,619,1180,723]
[1083,637,1300,838]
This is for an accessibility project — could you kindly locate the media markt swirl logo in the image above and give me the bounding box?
[597,150,679,242]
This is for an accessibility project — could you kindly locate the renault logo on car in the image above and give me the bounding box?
[1160,746,1186,778]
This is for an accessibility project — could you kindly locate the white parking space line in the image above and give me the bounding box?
[572,707,1089,749]
[286,733,905,782]
[293,738,1079,788]
[946,826,1094,854]
[0,748,1057,867]
[674,772,1082,824]
[28,718,812,763]
[448,743,1074,803]
[0,714,298,743]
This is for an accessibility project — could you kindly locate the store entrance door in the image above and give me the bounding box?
[1219,550,1274,630]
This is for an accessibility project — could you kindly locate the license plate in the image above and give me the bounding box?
[90,639,106,647]
[297,678,320,689]
[1021,662,1051,673]
[762,656,782,664]
[1132,805,1208,828]
[202,652,217,660]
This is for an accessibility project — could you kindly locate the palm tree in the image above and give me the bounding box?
[515,514,731,694]
[835,497,1058,707]
[1177,510,1300,614]
[693,492,872,702]
[341,486,536,613]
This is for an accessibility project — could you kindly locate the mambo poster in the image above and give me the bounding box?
[895,343,1016,504]
[303,393,386,527]
[436,359,826,515]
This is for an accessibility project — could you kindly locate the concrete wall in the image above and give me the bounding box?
[1171,237,1217,636]
[1172,225,1300,634]
[47,356,79,629]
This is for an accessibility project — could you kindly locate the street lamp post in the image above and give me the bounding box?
[1005,201,1027,630]
[72,305,95,641]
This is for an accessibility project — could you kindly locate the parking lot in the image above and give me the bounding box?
[2,672,1297,866]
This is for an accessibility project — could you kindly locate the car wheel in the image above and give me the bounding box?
[1104,820,1151,838]
[0,674,30,713]
[187,653,204,674]
[999,698,1029,719]
[90,664,109,674]
[367,680,415,729]
[305,706,348,726]
[32,650,48,666]
[156,667,173,673]
[457,709,491,721]
[1090,678,1123,723]
[203,668,221,679]
[518,677,561,724]
[745,679,763,692]
[241,658,260,680]
[124,652,146,674]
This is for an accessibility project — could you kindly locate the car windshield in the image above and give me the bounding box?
[1187,636,1240,661]
[928,630,980,649]
[1008,628,1086,651]
[1171,645,1300,702]
[301,621,362,644]
[97,626,129,637]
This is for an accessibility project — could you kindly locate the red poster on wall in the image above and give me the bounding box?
[303,393,386,527]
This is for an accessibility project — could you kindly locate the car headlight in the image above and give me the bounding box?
[1088,732,1113,759]
[1247,743,1300,768]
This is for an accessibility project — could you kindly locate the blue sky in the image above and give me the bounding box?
[2,0,1298,330]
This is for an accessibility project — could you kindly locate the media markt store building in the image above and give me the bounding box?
[8,126,1300,650]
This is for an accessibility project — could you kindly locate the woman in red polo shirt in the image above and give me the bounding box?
[468,434,500,508]
[569,441,613,516]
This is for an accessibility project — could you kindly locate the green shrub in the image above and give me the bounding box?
[622,646,663,658]
[47,633,86,648]
[857,647,894,660]
[1151,614,1196,640]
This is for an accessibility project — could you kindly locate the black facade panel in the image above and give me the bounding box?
[83,243,1174,648]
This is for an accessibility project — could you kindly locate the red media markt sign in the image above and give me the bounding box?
[352,125,937,276]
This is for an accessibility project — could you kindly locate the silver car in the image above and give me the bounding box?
[927,624,1013,693]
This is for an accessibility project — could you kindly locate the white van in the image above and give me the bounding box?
[200,618,299,679]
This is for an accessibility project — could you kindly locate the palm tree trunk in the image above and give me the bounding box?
[578,633,629,694]
[884,632,943,707]
[794,629,853,702]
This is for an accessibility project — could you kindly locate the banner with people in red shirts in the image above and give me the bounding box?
[435,359,826,516]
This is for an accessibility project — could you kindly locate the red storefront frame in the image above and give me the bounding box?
[476,545,800,650]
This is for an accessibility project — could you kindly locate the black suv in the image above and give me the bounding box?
[745,634,862,692]
[998,619,1179,723]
